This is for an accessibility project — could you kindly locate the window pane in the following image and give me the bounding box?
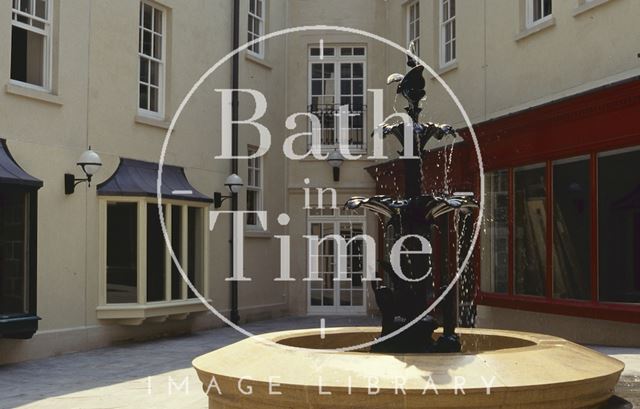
[149,86,158,112]
[153,34,162,59]
[147,204,165,302]
[514,164,546,296]
[187,207,204,298]
[35,0,47,19]
[150,60,159,86]
[11,26,45,87]
[107,203,137,304]
[0,191,28,314]
[171,206,182,300]
[247,190,257,226]
[481,170,509,293]
[139,84,148,110]
[142,30,152,56]
[598,148,640,303]
[143,4,152,29]
[553,158,591,300]
[153,8,162,34]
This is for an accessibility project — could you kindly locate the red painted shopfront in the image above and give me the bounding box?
[369,76,640,325]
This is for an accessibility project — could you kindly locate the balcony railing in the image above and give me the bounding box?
[307,103,367,151]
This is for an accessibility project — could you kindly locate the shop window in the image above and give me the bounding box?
[481,170,509,293]
[514,164,546,296]
[552,157,591,300]
[598,148,640,303]
[11,0,52,89]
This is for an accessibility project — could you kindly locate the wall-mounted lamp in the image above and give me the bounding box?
[64,147,102,195]
[327,149,344,182]
[214,173,244,208]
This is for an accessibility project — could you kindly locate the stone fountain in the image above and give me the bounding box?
[192,48,624,409]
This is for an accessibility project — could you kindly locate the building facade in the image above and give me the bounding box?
[1,0,639,365]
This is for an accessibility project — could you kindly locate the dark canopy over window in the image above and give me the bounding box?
[97,158,212,203]
[0,139,42,340]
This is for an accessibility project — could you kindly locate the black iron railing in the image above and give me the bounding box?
[307,104,367,150]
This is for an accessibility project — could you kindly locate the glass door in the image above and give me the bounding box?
[307,216,366,314]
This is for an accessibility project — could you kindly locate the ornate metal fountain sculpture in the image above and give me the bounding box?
[346,47,478,353]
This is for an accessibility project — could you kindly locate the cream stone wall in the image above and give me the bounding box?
[1,0,639,364]
[0,0,291,364]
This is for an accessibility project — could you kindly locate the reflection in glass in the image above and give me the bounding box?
[598,148,640,303]
[147,204,165,302]
[481,170,508,293]
[514,164,546,296]
[553,157,590,300]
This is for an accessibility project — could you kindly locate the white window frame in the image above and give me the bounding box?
[138,0,166,119]
[246,145,263,229]
[307,45,367,154]
[247,0,266,58]
[406,1,420,57]
[439,0,456,68]
[97,197,209,322]
[526,0,553,28]
[10,0,53,92]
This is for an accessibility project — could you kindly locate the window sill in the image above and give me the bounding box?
[431,61,458,80]
[96,298,209,325]
[573,0,615,17]
[478,292,640,324]
[515,17,556,42]
[135,114,171,130]
[245,229,273,239]
[0,314,40,339]
[5,83,63,106]
[245,52,273,70]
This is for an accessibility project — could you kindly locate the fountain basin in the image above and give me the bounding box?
[192,327,623,408]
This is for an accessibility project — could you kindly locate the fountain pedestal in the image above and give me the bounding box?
[193,327,623,409]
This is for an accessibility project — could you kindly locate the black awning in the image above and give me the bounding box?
[0,139,43,188]
[97,158,212,203]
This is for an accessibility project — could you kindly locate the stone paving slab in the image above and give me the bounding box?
[0,316,637,409]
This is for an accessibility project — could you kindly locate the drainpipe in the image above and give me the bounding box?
[230,0,240,324]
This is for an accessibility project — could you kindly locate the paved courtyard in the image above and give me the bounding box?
[0,316,637,409]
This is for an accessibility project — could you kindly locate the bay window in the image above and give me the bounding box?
[0,139,42,339]
[100,198,208,323]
